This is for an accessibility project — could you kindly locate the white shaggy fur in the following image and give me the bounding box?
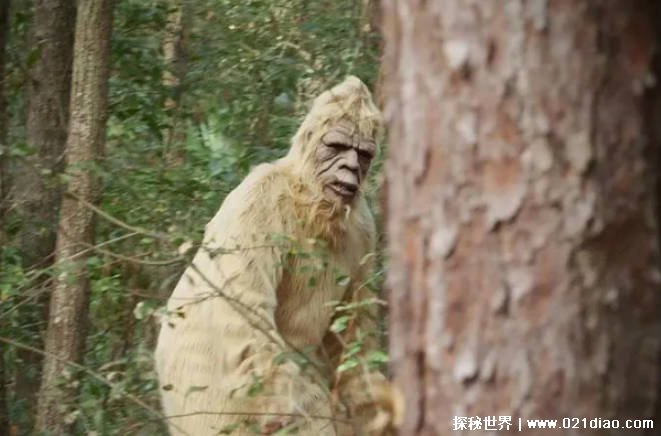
[155,76,383,435]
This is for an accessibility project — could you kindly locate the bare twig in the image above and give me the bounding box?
[65,191,167,240]
[0,335,190,436]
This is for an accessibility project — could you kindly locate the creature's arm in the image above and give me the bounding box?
[160,170,334,433]
[205,195,333,425]
[333,256,404,435]
[325,214,401,434]
[331,252,384,387]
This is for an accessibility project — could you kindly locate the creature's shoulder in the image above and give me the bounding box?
[235,160,296,206]
[207,160,296,233]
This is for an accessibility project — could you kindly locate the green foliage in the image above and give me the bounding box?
[1,0,383,433]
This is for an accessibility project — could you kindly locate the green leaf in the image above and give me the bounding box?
[336,359,359,373]
[359,252,376,266]
[272,352,288,366]
[219,423,242,434]
[343,341,362,359]
[274,421,301,435]
[247,374,263,397]
[25,46,43,68]
[185,385,209,398]
[330,315,351,333]
[132,301,154,320]
[367,350,389,365]
[336,275,351,287]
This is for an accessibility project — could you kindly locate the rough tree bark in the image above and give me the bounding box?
[11,0,75,422]
[161,0,187,151]
[382,1,660,435]
[16,0,75,269]
[35,0,114,432]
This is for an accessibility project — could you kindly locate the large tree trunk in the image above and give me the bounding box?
[0,1,10,432]
[35,0,114,432]
[382,1,660,435]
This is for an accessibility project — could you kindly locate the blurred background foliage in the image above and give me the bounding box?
[0,0,381,433]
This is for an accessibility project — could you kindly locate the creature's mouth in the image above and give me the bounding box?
[328,181,358,199]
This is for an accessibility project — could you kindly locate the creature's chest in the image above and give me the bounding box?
[274,235,366,347]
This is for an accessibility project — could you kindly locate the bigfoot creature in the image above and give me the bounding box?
[155,76,393,435]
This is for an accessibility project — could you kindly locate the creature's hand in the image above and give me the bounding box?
[340,375,404,435]
[362,379,404,435]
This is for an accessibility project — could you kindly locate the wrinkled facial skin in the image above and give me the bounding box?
[315,125,376,204]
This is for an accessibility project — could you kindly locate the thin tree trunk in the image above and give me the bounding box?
[161,0,187,156]
[35,0,113,432]
[16,0,75,269]
[10,0,75,421]
[382,1,660,435]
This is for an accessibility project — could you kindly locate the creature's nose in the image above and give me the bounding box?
[344,150,360,171]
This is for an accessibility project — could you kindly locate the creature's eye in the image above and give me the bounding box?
[326,142,351,151]
[357,149,373,161]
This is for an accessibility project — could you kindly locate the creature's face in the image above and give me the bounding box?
[315,123,376,204]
